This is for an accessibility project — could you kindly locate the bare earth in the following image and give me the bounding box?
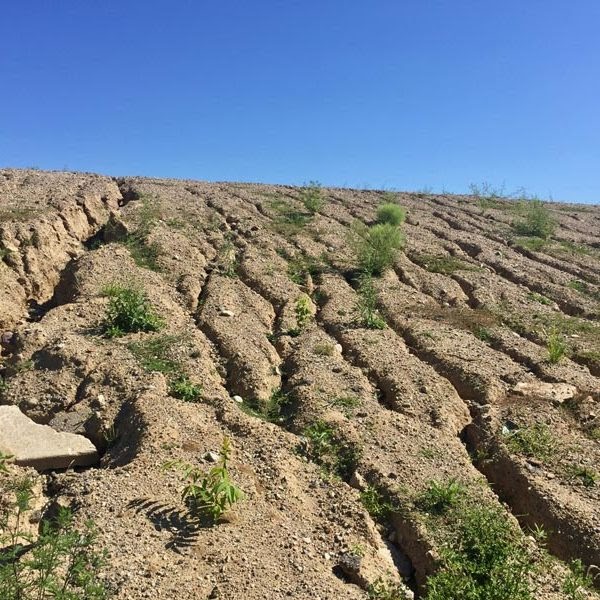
[0,168,599,599]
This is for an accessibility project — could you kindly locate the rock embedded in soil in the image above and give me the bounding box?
[0,405,98,470]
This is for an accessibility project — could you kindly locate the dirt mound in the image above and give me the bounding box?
[1,169,599,599]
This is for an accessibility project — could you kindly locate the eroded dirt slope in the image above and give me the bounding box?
[1,168,599,599]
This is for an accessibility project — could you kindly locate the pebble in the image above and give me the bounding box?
[204,451,220,463]
[232,395,243,404]
[219,309,235,317]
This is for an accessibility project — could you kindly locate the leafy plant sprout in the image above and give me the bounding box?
[164,437,244,523]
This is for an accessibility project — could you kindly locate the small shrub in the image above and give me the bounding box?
[473,326,492,342]
[128,334,182,374]
[469,182,507,213]
[569,465,598,488]
[505,422,557,461]
[514,236,547,252]
[368,576,409,600]
[301,421,361,479]
[164,437,243,523]
[528,292,552,305]
[0,474,108,599]
[547,329,568,363]
[360,485,397,522]
[287,254,325,287]
[355,274,386,329]
[412,253,477,275]
[169,374,202,403]
[563,559,595,600]
[101,284,162,337]
[0,450,13,473]
[216,239,237,278]
[426,502,534,600]
[295,294,313,331]
[329,395,361,412]
[513,198,556,240]
[299,181,324,214]
[269,199,310,236]
[313,342,335,356]
[376,203,406,226]
[349,221,405,276]
[417,479,465,514]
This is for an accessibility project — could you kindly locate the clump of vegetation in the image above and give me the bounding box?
[527,292,553,305]
[328,395,361,413]
[287,253,325,287]
[546,329,568,363]
[301,421,361,480]
[568,465,598,488]
[0,468,108,599]
[514,236,547,252]
[294,294,313,331]
[360,485,398,523]
[313,342,335,356]
[412,253,478,275]
[122,195,163,271]
[129,334,202,403]
[563,559,596,600]
[468,182,507,213]
[473,325,492,343]
[368,576,409,600]
[416,479,465,514]
[355,274,386,329]
[568,279,600,302]
[169,374,203,403]
[425,501,535,600]
[376,202,406,226]
[269,198,311,236]
[101,284,163,337]
[215,238,238,278]
[512,198,556,240]
[505,422,557,461]
[299,181,324,214]
[164,437,243,523]
[349,221,405,276]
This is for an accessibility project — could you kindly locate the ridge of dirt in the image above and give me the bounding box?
[1,169,599,599]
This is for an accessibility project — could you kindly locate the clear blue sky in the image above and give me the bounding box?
[1,1,599,203]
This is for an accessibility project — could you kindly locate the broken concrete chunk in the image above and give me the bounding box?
[512,381,577,403]
[0,405,98,471]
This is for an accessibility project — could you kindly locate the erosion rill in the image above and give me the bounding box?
[1,168,599,599]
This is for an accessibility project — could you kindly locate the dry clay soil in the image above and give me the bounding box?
[1,168,600,599]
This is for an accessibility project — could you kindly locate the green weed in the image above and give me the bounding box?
[295,294,313,331]
[169,374,203,403]
[215,238,238,278]
[299,181,324,214]
[367,577,409,600]
[513,198,556,240]
[360,485,398,523]
[355,273,386,329]
[563,559,595,600]
[546,329,568,363]
[514,237,547,252]
[505,422,557,461]
[287,254,325,287]
[417,479,465,514]
[426,502,534,600]
[568,465,598,488]
[164,437,243,523]
[413,254,478,275]
[349,221,405,276]
[0,474,108,599]
[128,334,182,374]
[376,203,406,226]
[101,284,162,337]
[301,421,361,479]
[527,292,553,305]
[313,342,335,356]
